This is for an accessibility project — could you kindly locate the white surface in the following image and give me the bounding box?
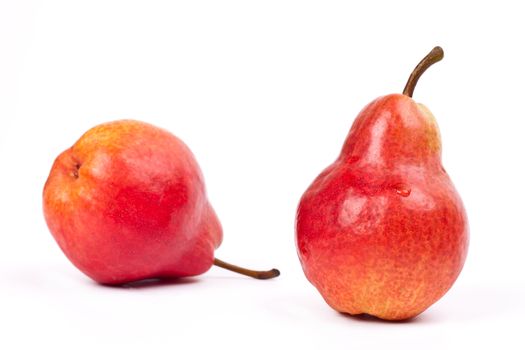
[1,1,524,349]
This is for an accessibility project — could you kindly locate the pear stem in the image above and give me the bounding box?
[213,258,280,280]
[403,46,444,98]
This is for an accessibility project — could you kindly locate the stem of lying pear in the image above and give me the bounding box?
[403,46,444,97]
[213,258,280,280]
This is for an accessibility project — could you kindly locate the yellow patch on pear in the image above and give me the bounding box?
[417,103,442,153]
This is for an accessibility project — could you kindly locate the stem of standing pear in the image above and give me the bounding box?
[403,46,444,98]
[213,258,280,280]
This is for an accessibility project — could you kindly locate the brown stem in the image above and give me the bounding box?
[403,46,444,97]
[213,258,280,280]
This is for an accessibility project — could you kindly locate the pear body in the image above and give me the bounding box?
[43,120,222,284]
[296,94,468,320]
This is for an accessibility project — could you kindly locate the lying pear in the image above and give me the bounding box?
[44,120,279,284]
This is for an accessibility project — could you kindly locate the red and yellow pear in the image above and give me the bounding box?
[44,120,279,285]
[295,47,468,320]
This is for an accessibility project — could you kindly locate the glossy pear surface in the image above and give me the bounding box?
[296,94,468,320]
[43,120,222,284]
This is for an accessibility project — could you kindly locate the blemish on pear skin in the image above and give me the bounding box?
[395,186,411,197]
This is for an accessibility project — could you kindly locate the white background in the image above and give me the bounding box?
[1,1,524,349]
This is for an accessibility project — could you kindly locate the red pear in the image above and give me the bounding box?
[43,120,279,285]
[296,47,468,320]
